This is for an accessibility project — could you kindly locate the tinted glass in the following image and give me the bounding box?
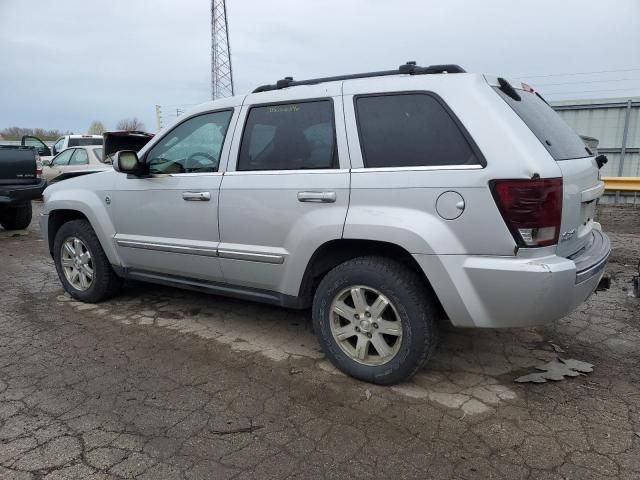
[52,149,74,166]
[146,111,233,174]
[69,149,89,165]
[493,88,589,161]
[68,138,103,147]
[356,94,477,168]
[238,100,336,171]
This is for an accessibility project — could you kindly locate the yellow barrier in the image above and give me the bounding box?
[602,177,640,192]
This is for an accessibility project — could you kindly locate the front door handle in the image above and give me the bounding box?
[182,191,211,201]
[297,191,336,203]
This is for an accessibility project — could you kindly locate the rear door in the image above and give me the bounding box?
[492,84,602,257]
[218,86,350,295]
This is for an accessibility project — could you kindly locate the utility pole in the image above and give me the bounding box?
[211,0,234,99]
[155,105,162,131]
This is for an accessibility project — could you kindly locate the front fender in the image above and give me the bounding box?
[43,176,122,266]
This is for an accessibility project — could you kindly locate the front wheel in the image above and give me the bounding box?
[312,256,439,385]
[53,219,122,302]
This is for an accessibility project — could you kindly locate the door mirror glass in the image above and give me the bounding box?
[113,150,143,175]
[41,159,52,167]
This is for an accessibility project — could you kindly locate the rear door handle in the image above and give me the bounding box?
[297,191,336,203]
[182,191,211,201]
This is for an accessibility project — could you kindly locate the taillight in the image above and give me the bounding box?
[35,153,42,179]
[490,178,562,248]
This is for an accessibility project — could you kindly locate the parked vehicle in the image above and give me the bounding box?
[38,132,153,183]
[0,145,46,229]
[42,146,110,183]
[22,134,103,163]
[40,62,610,384]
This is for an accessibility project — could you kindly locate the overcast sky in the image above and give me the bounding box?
[1,0,639,133]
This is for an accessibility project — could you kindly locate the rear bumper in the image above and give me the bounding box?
[0,179,47,205]
[415,230,611,328]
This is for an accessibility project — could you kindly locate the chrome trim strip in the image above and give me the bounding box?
[351,165,483,173]
[575,252,609,284]
[217,249,285,264]
[225,168,349,176]
[116,239,219,257]
[147,172,223,178]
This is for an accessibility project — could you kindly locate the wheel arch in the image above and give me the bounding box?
[46,206,121,266]
[297,239,445,315]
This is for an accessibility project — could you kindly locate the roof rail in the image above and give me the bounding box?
[252,61,466,93]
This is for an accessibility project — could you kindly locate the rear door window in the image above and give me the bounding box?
[355,93,480,168]
[238,100,337,171]
[493,88,589,161]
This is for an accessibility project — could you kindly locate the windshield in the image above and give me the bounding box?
[493,87,590,161]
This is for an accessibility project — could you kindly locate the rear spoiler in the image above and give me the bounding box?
[103,130,154,158]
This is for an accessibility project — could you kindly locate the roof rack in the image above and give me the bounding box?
[252,61,466,93]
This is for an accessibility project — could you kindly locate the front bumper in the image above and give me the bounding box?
[415,229,611,328]
[39,212,50,254]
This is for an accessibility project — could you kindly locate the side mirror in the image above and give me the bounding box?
[113,150,144,176]
[41,159,52,167]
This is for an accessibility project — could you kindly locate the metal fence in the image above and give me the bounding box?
[552,97,640,204]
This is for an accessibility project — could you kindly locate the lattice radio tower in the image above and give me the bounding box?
[211,0,234,99]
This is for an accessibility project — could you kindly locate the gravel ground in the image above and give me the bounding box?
[0,202,638,479]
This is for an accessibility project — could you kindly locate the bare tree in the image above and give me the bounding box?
[87,121,106,135]
[115,117,145,131]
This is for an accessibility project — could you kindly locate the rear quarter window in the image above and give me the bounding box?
[493,87,590,161]
[355,93,480,168]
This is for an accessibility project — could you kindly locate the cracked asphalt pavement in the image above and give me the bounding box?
[0,202,638,479]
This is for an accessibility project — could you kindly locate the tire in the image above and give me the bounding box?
[312,256,439,385]
[0,202,32,230]
[53,219,122,302]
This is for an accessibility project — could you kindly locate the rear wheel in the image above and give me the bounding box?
[312,256,439,385]
[0,202,32,230]
[53,219,122,302]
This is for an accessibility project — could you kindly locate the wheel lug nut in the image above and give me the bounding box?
[373,323,378,329]
[355,326,360,332]
[365,312,371,317]
[366,333,372,338]
[354,314,359,320]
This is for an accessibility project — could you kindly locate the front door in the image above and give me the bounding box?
[43,148,75,181]
[218,89,350,297]
[108,109,237,281]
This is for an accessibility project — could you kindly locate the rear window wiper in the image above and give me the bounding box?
[498,77,521,101]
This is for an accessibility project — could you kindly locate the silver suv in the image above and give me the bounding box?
[40,62,610,385]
